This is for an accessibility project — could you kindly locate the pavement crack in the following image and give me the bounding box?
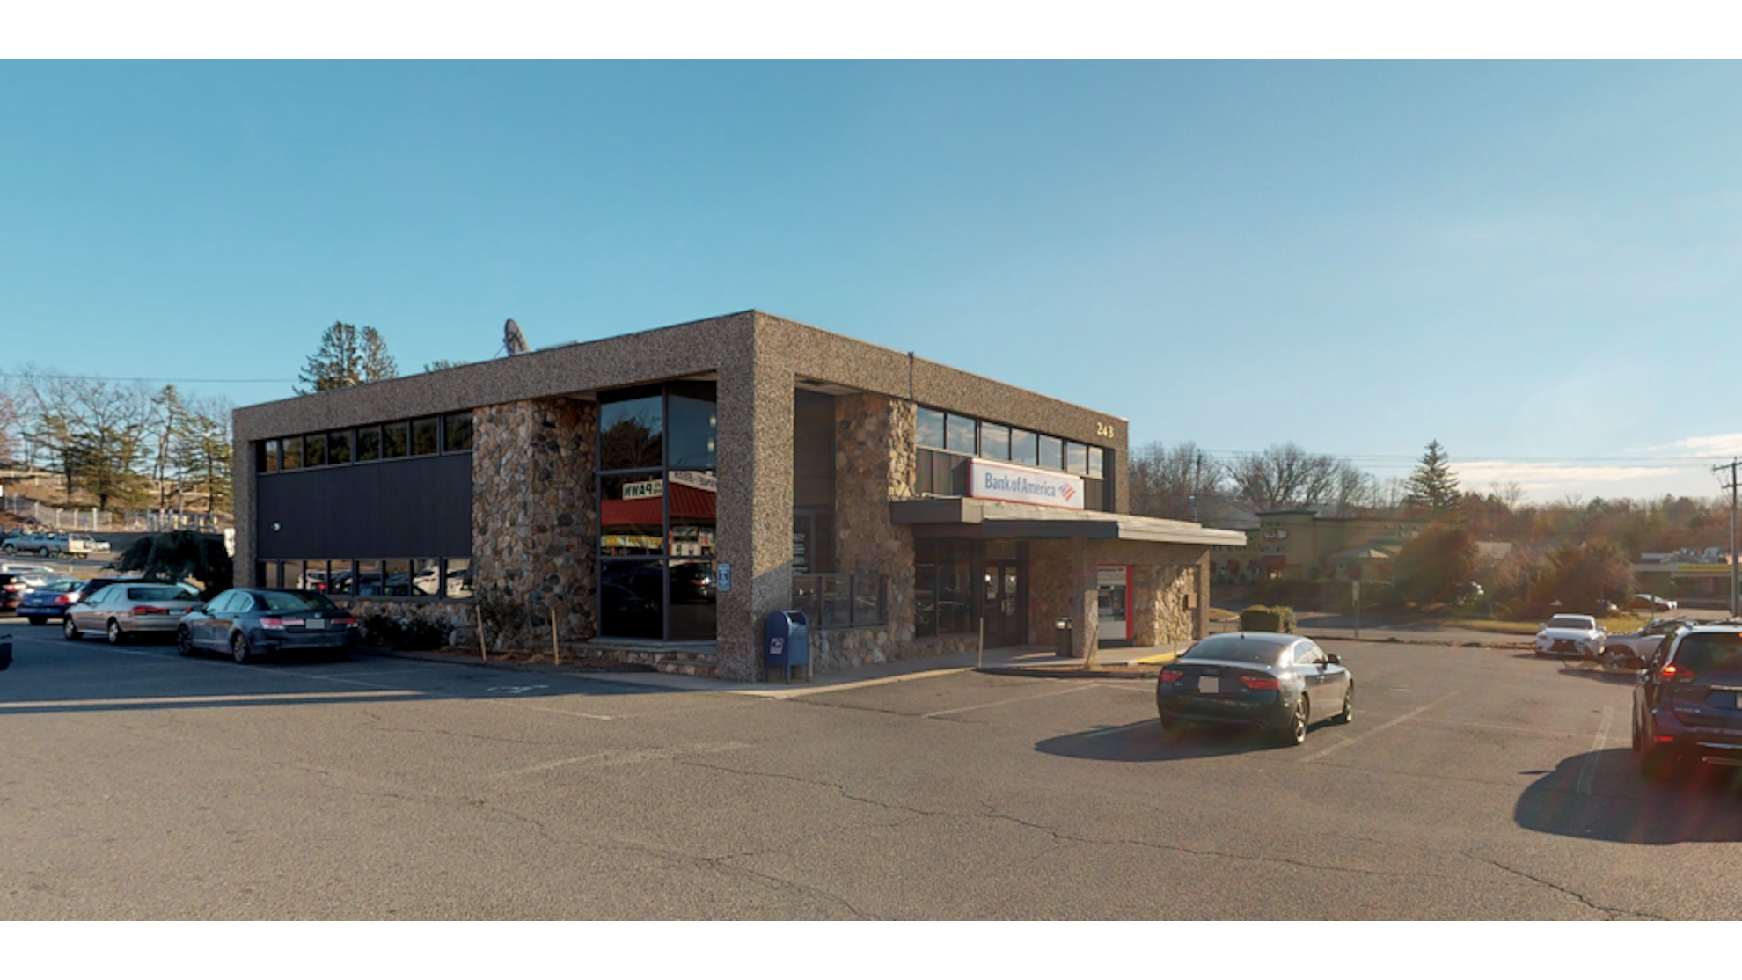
[1463,852,1662,920]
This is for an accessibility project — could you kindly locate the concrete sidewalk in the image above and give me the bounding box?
[363,639,1199,696]
[362,623,1533,697]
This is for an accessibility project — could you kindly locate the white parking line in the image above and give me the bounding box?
[19,636,617,720]
[1575,706,1613,795]
[1301,691,1462,763]
[922,682,1097,719]
[0,690,425,710]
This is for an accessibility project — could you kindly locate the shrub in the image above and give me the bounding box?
[1239,605,1297,633]
[362,613,449,650]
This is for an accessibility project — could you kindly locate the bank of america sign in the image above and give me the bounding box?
[968,460,1085,510]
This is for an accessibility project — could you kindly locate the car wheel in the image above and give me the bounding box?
[1278,696,1309,747]
[1334,684,1353,725]
[2,545,14,554]
[106,619,125,645]
[63,617,81,641]
[231,632,251,664]
[176,627,194,657]
[27,617,44,626]
[1157,713,1178,733]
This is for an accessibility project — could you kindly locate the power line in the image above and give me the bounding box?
[0,372,294,385]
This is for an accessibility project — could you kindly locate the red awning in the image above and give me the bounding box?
[601,485,716,526]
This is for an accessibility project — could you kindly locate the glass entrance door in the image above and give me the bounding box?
[983,560,1023,647]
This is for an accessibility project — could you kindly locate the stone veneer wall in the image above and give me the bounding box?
[469,398,599,653]
[814,393,984,671]
[1130,564,1197,647]
[330,598,477,645]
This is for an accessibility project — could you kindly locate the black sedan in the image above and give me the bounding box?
[1156,632,1353,746]
[178,588,360,663]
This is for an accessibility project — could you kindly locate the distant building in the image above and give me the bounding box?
[1213,509,1427,584]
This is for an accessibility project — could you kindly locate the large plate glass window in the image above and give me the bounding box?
[260,441,279,473]
[443,413,474,453]
[917,407,946,451]
[281,437,303,470]
[598,382,716,641]
[411,418,440,456]
[443,559,473,599]
[357,426,382,462]
[980,423,1010,461]
[304,434,328,468]
[1039,435,1063,471]
[1011,430,1038,466]
[1066,442,1088,475]
[383,422,409,459]
[328,431,354,466]
[946,414,976,454]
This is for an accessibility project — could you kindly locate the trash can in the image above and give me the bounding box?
[765,610,811,682]
[1055,617,1073,658]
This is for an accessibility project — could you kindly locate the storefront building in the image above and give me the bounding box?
[234,311,1243,681]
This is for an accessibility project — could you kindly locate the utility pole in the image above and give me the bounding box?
[1718,460,1740,618]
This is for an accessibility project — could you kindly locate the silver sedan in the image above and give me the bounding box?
[64,582,203,645]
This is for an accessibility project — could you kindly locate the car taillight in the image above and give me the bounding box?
[1159,669,1183,683]
[1660,663,1693,682]
[130,605,170,615]
[3,583,23,591]
[329,617,356,627]
[259,617,306,630]
[54,595,72,604]
[1240,675,1281,690]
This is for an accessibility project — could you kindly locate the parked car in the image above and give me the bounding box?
[16,578,86,625]
[0,532,94,558]
[1603,617,1695,670]
[1155,632,1353,747]
[69,576,146,604]
[63,582,202,644]
[1629,594,1678,611]
[0,572,33,613]
[177,589,360,663]
[1533,613,1606,660]
[1632,623,1742,779]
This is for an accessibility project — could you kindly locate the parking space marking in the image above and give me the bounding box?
[921,682,1098,719]
[14,637,617,720]
[1575,706,1613,795]
[1301,691,1461,763]
[1086,718,1159,739]
[1,690,425,710]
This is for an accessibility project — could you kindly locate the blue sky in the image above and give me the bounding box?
[4,60,1739,501]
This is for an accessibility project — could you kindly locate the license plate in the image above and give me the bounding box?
[1199,677,1222,694]
[307,618,326,630]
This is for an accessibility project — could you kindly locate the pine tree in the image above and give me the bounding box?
[297,321,399,393]
[1405,439,1461,512]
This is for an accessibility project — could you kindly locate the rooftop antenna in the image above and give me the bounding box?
[502,318,530,355]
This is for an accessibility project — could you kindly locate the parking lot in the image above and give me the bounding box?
[4,620,1741,919]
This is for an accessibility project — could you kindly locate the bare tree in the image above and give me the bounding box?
[1227,443,1374,513]
[1128,441,1225,521]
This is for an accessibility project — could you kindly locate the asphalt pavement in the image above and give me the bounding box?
[4,617,1740,919]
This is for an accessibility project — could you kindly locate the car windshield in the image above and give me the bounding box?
[41,579,81,592]
[1181,635,1290,665]
[1674,633,1742,672]
[257,591,339,612]
[1547,616,1594,629]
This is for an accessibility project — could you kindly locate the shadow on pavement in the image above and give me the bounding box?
[0,629,666,718]
[1515,748,1742,845]
[1035,718,1300,763]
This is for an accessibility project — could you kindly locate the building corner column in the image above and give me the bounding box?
[715,315,794,682]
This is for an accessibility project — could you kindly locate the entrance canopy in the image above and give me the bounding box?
[891,498,1246,546]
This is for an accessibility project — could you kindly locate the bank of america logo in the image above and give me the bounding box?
[1060,485,1076,502]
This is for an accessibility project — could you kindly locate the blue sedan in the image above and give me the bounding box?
[178,589,360,663]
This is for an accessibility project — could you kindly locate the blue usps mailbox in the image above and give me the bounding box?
[764,610,810,682]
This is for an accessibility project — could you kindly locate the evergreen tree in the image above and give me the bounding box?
[297,321,399,393]
[1405,439,1461,512]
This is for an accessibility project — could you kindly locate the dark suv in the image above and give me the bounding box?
[1632,623,1742,779]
